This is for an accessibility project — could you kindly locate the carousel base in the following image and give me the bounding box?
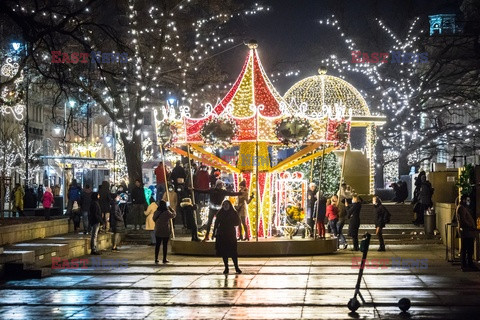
[171,236,338,256]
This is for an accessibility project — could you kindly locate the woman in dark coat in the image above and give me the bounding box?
[153,200,176,264]
[213,200,242,274]
[99,181,112,232]
[110,194,125,251]
[346,195,362,251]
[373,195,388,252]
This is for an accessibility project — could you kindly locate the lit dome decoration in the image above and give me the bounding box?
[284,68,386,195]
[284,68,370,117]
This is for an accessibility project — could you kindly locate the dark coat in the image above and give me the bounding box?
[99,183,112,213]
[110,202,125,233]
[213,207,240,257]
[347,202,362,237]
[314,196,327,221]
[80,189,92,212]
[153,208,176,237]
[307,188,317,213]
[131,186,146,205]
[89,200,103,225]
[456,204,477,238]
[374,204,388,228]
[196,188,242,206]
[419,181,434,206]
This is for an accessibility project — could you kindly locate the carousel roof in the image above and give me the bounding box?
[184,41,286,143]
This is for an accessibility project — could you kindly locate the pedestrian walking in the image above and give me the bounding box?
[153,200,176,264]
[12,183,25,217]
[89,192,103,255]
[346,195,362,251]
[131,179,147,230]
[213,200,242,274]
[42,187,54,221]
[180,198,200,241]
[373,195,388,251]
[455,195,479,272]
[111,194,125,251]
[145,197,157,245]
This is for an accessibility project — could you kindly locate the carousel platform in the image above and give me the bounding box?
[171,236,338,256]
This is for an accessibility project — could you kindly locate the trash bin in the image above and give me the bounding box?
[424,208,436,236]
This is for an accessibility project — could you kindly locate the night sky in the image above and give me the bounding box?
[222,0,463,94]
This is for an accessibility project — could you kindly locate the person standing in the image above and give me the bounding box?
[235,180,254,241]
[346,195,362,251]
[144,197,158,245]
[37,185,44,208]
[111,194,125,251]
[99,181,112,232]
[89,192,103,255]
[66,179,81,217]
[12,183,25,217]
[170,161,187,191]
[180,197,200,241]
[306,183,318,236]
[194,180,242,241]
[373,195,388,252]
[326,195,339,239]
[42,187,54,221]
[415,174,434,225]
[162,185,179,226]
[154,161,168,202]
[314,191,327,239]
[337,194,348,250]
[456,195,479,272]
[213,200,242,274]
[153,200,176,264]
[131,179,147,230]
[194,165,210,206]
[80,184,92,234]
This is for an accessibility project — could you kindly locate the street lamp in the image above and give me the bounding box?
[11,42,21,51]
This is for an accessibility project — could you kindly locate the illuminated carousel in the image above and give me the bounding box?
[155,41,385,256]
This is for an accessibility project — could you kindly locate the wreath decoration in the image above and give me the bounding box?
[157,120,177,147]
[275,117,312,145]
[200,117,237,148]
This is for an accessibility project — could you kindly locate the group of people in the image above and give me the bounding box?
[307,182,390,252]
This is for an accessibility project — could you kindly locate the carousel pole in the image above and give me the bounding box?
[314,119,330,239]
[186,144,198,227]
[309,159,315,183]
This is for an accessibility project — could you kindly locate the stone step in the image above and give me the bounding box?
[3,262,52,280]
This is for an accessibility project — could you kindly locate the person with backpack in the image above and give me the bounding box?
[373,195,390,252]
[66,179,81,218]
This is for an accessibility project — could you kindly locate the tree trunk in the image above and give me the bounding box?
[120,133,143,185]
[375,141,385,190]
[398,152,410,176]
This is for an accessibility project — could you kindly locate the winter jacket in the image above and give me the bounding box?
[419,181,434,206]
[170,165,187,184]
[89,201,103,225]
[154,164,168,184]
[110,202,125,233]
[374,204,388,228]
[131,186,146,205]
[68,186,81,202]
[162,190,178,210]
[194,170,210,190]
[456,204,477,238]
[196,188,242,207]
[236,187,252,217]
[314,195,327,221]
[326,204,338,221]
[13,187,24,210]
[144,202,158,231]
[307,188,317,213]
[42,191,54,209]
[80,189,92,212]
[346,202,361,230]
[99,182,112,213]
[153,208,176,237]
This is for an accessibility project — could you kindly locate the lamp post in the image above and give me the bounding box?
[62,100,75,205]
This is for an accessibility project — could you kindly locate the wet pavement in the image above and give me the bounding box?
[1,242,479,319]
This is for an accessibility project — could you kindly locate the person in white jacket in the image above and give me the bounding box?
[144,197,157,245]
